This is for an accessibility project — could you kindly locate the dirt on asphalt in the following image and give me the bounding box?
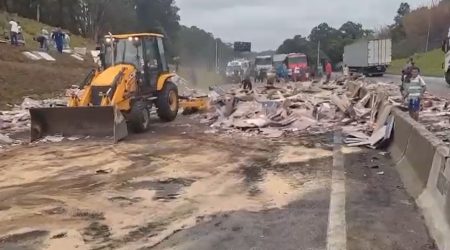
[345,151,437,250]
[0,117,335,250]
[0,116,436,250]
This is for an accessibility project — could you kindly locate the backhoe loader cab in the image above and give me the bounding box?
[30,33,179,142]
[101,34,170,92]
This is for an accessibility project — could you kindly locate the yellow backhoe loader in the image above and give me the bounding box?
[30,33,201,142]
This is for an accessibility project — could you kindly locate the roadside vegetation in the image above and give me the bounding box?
[387,49,445,77]
[0,11,91,48]
[276,1,450,71]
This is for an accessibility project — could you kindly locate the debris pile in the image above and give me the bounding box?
[198,79,403,148]
[0,97,67,146]
[364,80,450,145]
[0,74,201,148]
[22,51,56,61]
[2,76,450,148]
[417,94,450,145]
[22,47,89,62]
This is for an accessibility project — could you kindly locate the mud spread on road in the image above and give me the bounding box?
[0,117,337,249]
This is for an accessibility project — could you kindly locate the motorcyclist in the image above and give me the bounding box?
[401,58,414,83]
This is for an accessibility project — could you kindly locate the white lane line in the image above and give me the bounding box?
[327,131,347,250]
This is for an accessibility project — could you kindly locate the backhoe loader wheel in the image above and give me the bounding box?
[157,81,179,122]
[129,101,151,133]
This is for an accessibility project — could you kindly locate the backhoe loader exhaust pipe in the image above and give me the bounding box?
[30,106,128,143]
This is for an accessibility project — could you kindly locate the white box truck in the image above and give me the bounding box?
[442,28,450,84]
[343,39,392,76]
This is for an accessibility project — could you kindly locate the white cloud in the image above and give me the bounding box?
[177,0,430,51]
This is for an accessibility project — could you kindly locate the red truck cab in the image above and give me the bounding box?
[287,53,309,81]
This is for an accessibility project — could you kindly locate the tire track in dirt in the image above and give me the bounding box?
[0,125,336,250]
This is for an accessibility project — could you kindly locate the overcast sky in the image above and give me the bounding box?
[177,0,430,51]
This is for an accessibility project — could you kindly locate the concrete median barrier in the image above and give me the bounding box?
[388,109,412,161]
[389,108,444,198]
[388,107,450,249]
[352,82,450,248]
[417,146,450,250]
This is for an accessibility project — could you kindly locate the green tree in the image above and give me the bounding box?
[134,0,180,57]
[81,0,136,39]
[391,2,410,42]
[339,21,371,39]
[277,35,312,54]
[277,21,372,65]
[308,23,344,62]
[0,0,231,66]
[394,2,411,25]
[134,0,180,39]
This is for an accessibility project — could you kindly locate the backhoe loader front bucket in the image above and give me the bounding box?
[30,106,128,143]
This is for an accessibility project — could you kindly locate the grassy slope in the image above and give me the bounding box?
[0,12,221,108]
[0,11,91,48]
[387,48,445,77]
[0,12,94,109]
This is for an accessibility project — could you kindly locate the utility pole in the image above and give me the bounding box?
[215,39,219,73]
[425,0,436,52]
[317,40,321,76]
[425,20,431,52]
[37,3,40,22]
[317,40,320,67]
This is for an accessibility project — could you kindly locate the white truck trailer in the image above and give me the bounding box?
[443,28,450,84]
[343,39,392,77]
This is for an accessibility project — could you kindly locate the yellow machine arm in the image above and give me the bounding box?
[68,65,137,111]
[179,97,209,111]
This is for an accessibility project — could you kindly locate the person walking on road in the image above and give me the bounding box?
[8,19,19,46]
[402,67,426,121]
[52,26,65,53]
[343,64,350,78]
[325,60,333,83]
[241,76,253,91]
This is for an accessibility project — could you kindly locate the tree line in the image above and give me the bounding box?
[0,0,235,68]
[277,21,373,67]
[277,0,450,66]
[2,0,448,68]
[390,0,450,58]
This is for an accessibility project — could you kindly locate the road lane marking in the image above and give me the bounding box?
[327,130,347,250]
